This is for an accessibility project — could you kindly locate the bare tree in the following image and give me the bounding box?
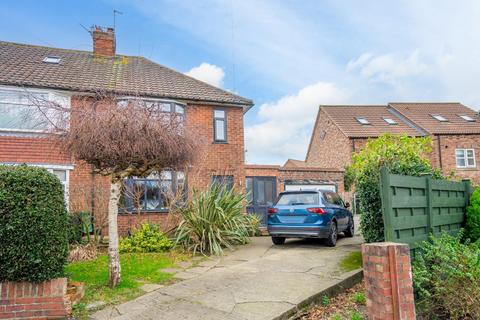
[37,92,199,288]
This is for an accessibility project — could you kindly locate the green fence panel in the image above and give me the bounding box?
[379,167,472,255]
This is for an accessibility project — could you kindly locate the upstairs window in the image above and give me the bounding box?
[431,114,448,122]
[458,114,475,122]
[355,117,370,125]
[0,88,69,133]
[214,109,227,142]
[117,99,185,116]
[455,149,476,168]
[383,118,397,125]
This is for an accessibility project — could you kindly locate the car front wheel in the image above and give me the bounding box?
[271,237,286,245]
[325,221,338,247]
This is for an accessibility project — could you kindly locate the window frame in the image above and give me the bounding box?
[455,148,476,168]
[458,114,475,122]
[116,97,186,117]
[211,175,234,191]
[383,118,397,125]
[431,114,448,122]
[120,171,186,214]
[0,86,71,135]
[355,117,370,125]
[213,109,227,143]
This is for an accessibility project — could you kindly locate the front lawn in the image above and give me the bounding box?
[66,252,186,313]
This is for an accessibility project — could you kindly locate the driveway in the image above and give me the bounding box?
[93,219,363,320]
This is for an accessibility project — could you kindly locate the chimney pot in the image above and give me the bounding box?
[92,26,116,57]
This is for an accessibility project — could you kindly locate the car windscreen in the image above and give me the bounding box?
[275,192,319,206]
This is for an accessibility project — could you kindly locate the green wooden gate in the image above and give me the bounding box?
[379,167,472,253]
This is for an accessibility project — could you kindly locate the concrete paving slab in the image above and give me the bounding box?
[92,218,363,320]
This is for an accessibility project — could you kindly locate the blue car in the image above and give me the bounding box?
[267,190,354,246]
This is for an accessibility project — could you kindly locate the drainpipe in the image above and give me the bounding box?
[437,135,443,171]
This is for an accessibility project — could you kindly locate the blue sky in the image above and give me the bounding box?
[1,1,480,164]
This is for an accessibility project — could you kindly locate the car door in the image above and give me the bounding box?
[323,192,342,227]
[332,193,349,229]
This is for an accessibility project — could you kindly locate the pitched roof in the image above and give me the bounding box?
[389,103,480,134]
[320,105,424,138]
[283,159,306,167]
[0,41,253,107]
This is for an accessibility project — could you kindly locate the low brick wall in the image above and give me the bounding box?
[362,242,416,320]
[0,278,71,319]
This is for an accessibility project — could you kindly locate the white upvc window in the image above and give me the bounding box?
[455,149,476,168]
[0,86,70,134]
[1,163,73,206]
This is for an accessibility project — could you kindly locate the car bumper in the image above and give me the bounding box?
[267,224,330,238]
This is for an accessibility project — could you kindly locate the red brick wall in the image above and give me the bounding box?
[306,108,352,169]
[0,136,70,164]
[434,134,480,183]
[186,104,246,192]
[0,278,71,319]
[362,242,416,320]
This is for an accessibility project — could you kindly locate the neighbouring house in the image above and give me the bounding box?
[0,26,253,235]
[305,103,480,183]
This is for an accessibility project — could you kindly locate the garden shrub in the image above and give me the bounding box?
[119,223,173,253]
[466,187,480,242]
[68,211,93,244]
[175,184,256,255]
[0,165,69,282]
[413,232,480,319]
[345,134,441,242]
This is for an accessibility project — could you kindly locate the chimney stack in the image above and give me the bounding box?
[92,26,115,57]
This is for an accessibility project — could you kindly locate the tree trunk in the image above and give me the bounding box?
[108,179,122,288]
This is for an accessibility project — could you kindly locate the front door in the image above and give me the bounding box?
[246,176,277,227]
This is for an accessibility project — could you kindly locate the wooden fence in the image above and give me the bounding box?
[379,167,472,254]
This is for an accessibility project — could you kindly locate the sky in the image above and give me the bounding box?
[1,0,480,164]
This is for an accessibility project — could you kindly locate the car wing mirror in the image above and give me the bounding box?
[345,202,350,208]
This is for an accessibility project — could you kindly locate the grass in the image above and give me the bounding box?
[66,252,187,309]
[339,251,362,272]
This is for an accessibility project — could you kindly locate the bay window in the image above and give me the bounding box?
[120,171,186,213]
[0,87,69,133]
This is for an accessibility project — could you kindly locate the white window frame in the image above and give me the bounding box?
[0,162,73,206]
[355,117,370,125]
[383,118,397,125]
[431,114,448,122]
[455,149,476,168]
[458,114,475,122]
[0,85,71,135]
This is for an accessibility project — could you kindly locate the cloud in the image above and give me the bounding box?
[185,63,225,88]
[245,82,349,164]
[347,50,428,85]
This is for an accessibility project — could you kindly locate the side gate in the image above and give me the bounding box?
[379,167,472,255]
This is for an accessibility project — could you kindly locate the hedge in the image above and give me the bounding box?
[0,165,69,282]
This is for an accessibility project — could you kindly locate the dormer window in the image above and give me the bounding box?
[458,114,475,122]
[383,118,397,125]
[356,117,370,125]
[42,56,61,64]
[432,114,448,122]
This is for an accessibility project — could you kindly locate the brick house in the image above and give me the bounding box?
[0,27,253,234]
[305,103,480,183]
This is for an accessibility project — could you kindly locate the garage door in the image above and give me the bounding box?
[284,184,336,192]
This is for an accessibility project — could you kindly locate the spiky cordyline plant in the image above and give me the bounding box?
[174,184,256,255]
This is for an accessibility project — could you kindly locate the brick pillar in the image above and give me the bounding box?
[362,242,416,320]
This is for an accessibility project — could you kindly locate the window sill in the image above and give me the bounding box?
[118,210,169,215]
[456,167,477,171]
[213,141,228,144]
